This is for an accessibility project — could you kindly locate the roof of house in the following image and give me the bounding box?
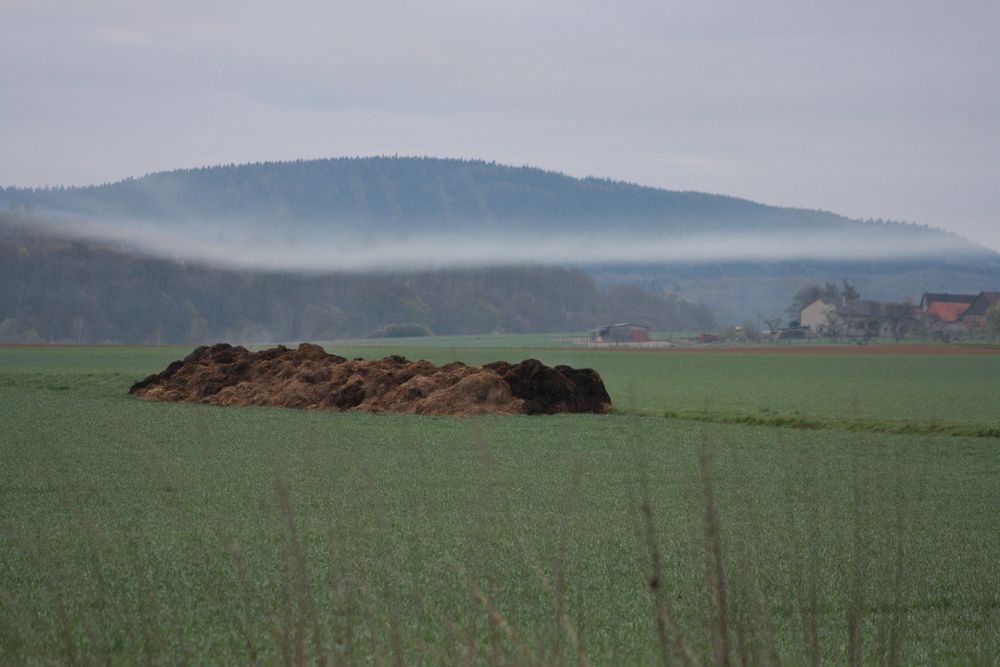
[925,301,973,322]
[921,292,978,307]
[590,322,649,333]
[803,298,917,320]
[836,300,883,318]
[961,292,1000,318]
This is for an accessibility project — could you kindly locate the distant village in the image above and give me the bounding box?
[792,291,1000,341]
[586,288,1000,346]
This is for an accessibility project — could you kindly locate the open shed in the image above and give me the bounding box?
[589,323,650,344]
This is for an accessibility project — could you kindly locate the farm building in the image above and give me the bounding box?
[958,292,1000,331]
[920,292,977,323]
[589,323,650,344]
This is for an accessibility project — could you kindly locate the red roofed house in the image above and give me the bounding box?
[920,293,977,329]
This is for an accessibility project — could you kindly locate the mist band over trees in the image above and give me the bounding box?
[0,214,715,344]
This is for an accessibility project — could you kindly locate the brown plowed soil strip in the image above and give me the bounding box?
[633,344,1000,355]
[130,343,612,416]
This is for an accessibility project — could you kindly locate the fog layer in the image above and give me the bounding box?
[23,216,988,273]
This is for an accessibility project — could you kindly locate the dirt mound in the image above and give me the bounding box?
[129,343,612,416]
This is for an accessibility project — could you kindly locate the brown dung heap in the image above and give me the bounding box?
[129,343,612,416]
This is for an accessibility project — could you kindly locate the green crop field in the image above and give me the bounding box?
[2,340,999,664]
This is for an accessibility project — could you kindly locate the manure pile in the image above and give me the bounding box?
[130,343,612,416]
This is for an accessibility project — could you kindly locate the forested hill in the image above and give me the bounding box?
[0,156,971,243]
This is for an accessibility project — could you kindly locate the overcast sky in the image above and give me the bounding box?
[2,1,998,249]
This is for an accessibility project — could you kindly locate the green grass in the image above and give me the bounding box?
[2,340,1000,664]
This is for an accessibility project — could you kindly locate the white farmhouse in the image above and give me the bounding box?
[799,299,837,334]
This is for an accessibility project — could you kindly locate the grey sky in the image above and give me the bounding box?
[3,1,998,249]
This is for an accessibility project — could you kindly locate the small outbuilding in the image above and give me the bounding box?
[589,323,650,344]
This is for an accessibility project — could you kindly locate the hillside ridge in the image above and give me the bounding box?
[0,156,974,245]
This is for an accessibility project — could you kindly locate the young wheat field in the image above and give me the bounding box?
[1,339,999,664]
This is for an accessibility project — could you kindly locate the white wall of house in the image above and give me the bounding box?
[800,300,835,333]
